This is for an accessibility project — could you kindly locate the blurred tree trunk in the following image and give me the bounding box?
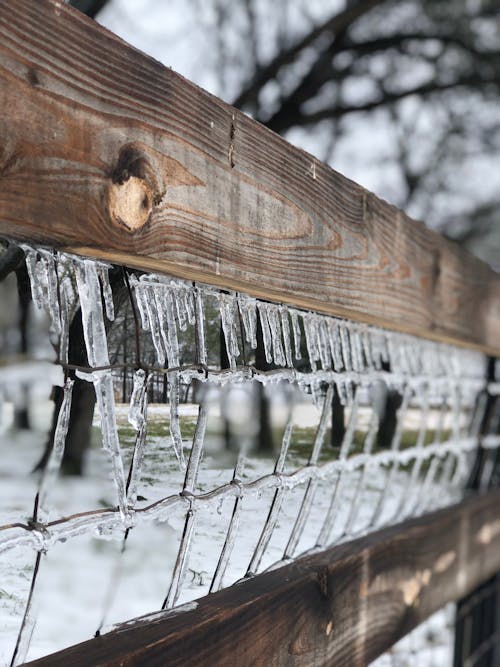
[330,385,345,448]
[376,379,402,449]
[254,317,273,453]
[13,263,31,430]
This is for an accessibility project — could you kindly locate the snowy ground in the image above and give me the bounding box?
[0,390,458,665]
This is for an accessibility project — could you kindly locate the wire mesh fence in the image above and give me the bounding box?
[0,242,499,664]
[454,575,500,667]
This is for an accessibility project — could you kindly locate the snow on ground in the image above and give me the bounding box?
[372,604,455,666]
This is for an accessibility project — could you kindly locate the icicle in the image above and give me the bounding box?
[74,259,128,519]
[37,378,74,524]
[345,323,358,372]
[184,287,196,326]
[238,296,258,349]
[361,327,374,370]
[57,268,75,366]
[130,277,151,331]
[169,371,186,469]
[94,373,128,516]
[351,325,365,372]
[127,370,149,506]
[280,307,293,367]
[128,369,147,431]
[219,293,240,369]
[195,287,207,366]
[327,320,344,371]
[290,310,302,360]
[317,319,331,370]
[38,249,61,339]
[370,330,384,369]
[386,332,400,373]
[339,323,352,371]
[267,304,285,367]
[257,302,273,365]
[97,264,115,322]
[74,259,108,367]
[174,286,188,332]
[303,314,319,372]
[22,245,45,310]
[145,285,165,366]
[165,290,181,368]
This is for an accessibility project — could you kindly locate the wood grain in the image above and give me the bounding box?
[22,490,500,667]
[0,0,499,353]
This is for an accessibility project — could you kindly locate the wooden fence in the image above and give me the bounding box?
[0,1,500,665]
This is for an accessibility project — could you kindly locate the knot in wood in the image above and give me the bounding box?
[109,176,153,232]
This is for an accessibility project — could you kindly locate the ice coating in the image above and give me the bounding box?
[219,292,240,369]
[97,264,115,323]
[238,295,258,349]
[128,369,147,432]
[257,302,273,365]
[126,369,149,505]
[37,378,74,524]
[1,243,495,664]
[168,371,186,469]
[73,258,128,519]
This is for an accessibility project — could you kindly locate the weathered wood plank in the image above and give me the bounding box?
[22,490,500,667]
[0,0,499,353]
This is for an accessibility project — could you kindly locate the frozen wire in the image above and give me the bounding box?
[1,243,496,662]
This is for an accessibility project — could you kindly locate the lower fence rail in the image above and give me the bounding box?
[22,490,500,667]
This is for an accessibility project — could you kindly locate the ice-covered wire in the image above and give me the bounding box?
[1,243,497,662]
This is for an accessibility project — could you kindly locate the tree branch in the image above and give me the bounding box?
[0,243,24,281]
[286,74,499,130]
[232,0,386,110]
[69,0,110,19]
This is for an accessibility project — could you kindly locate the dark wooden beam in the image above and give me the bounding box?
[22,490,500,667]
[0,0,499,354]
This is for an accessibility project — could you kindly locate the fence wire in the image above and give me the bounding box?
[0,243,499,665]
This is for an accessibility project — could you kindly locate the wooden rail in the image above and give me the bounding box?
[22,490,500,667]
[0,0,499,354]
